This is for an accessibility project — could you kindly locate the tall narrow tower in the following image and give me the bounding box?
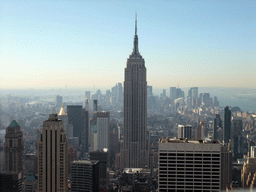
[121,16,149,169]
[38,114,68,192]
[4,120,23,174]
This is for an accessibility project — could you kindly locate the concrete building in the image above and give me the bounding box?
[85,91,90,101]
[37,114,68,192]
[96,111,110,151]
[55,95,63,108]
[5,120,23,175]
[158,138,232,192]
[147,85,153,97]
[23,173,36,192]
[170,87,177,101]
[241,148,256,190]
[58,104,73,138]
[120,17,149,169]
[178,124,192,139]
[196,121,207,140]
[71,160,99,192]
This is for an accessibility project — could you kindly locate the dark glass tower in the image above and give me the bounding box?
[120,16,149,169]
[224,106,231,144]
[213,114,222,141]
[67,105,89,153]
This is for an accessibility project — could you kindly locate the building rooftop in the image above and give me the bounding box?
[123,168,150,174]
[25,173,36,182]
[58,104,67,116]
[8,120,20,128]
[159,137,220,144]
[72,160,98,165]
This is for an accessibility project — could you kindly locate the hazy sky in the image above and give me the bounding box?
[0,0,255,89]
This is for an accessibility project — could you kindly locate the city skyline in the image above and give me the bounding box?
[1,1,255,89]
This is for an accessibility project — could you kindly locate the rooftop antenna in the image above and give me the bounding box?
[135,12,137,35]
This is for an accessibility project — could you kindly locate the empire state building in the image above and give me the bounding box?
[120,17,149,169]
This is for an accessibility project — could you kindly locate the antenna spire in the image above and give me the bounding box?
[131,13,140,56]
[135,12,137,35]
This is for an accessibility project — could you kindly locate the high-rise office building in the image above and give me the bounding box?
[178,124,192,139]
[67,105,89,153]
[121,17,149,169]
[192,87,198,100]
[82,109,90,153]
[232,117,244,160]
[67,105,83,140]
[213,96,219,107]
[117,83,123,105]
[201,93,211,107]
[0,172,22,192]
[196,121,207,140]
[37,114,68,192]
[176,88,184,99]
[90,151,109,190]
[213,114,222,141]
[147,85,153,97]
[5,120,23,174]
[93,100,98,112]
[170,87,177,101]
[96,111,110,151]
[163,89,166,99]
[224,106,232,144]
[158,138,232,192]
[55,95,63,108]
[188,87,199,107]
[85,91,90,101]
[71,160,99,192]
[58,105,73,138]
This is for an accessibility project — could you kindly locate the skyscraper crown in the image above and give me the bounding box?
[130,13,142,58]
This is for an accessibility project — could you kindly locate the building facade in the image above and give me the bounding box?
[158,138,232,192]
[178,124,192,139]
[5,120,23,174]
[37,114,68,192]
[71,160,99,192]
[224,106,232,144]
[96,111,110,151]
[120,17,149,169]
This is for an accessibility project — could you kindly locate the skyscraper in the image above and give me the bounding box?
[232,117,244,160]
[213,114,222,141]
[178,124,192,139]
[67,105,83,139]
[38,114,68,192]
[224,106,231,144]
[96,111,110,151]
[71,160,99,192]
[55,95,63,108]
[58,104,73,139]
[170,87,177,101]
[4,120,23,174]
[121,16,149,169]
[158,138,232,192]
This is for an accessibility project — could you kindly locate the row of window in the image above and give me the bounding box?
[160,153,220,157]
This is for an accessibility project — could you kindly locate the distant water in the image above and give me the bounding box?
[155,87,256,113]
[196,87,256,113]
[1,87,256,113]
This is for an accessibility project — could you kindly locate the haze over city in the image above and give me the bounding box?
[1,0,255,89]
